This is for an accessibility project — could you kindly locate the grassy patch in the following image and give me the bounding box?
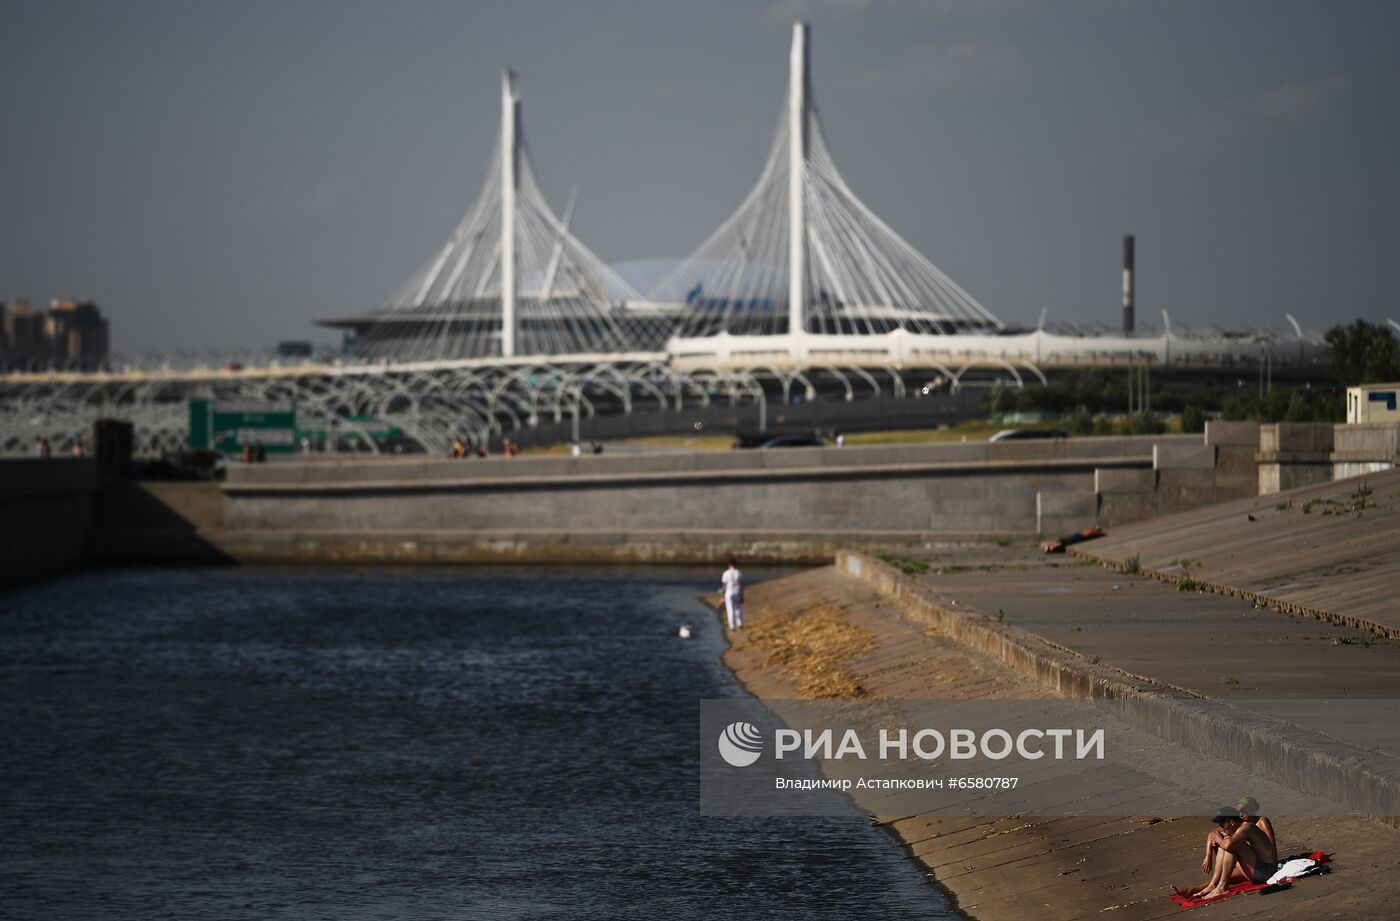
[1176,575,1204,592]
[1295,486,1373,517]
[927,563,1018,575]
[745,603,877,698]
[1123,553,1141,575]
[874,551,929,576]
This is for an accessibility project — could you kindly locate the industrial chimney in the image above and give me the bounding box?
[1122,234,1135,336]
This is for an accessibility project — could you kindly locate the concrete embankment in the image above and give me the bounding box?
[221,438,1166,535]
[75,424,1282,568]
[84,479,865,565]
[90,437,1187,566]
[92,479,1036,568]
[1068,466,1400,637]
[722,556,1400,920]
[203,430,1259,560]
[88,478,974,566]
[0,459,96,586]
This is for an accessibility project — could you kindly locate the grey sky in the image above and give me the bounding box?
[3,0,1398,354]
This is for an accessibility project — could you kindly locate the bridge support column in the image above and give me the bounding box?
[788,22,808,341]
[501,70,519,359]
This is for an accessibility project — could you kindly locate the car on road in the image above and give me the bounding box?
[988,428,1068,442]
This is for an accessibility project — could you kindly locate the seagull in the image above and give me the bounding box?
[678,625,693,639]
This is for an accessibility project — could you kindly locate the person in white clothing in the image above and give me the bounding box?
[720,559,744,630]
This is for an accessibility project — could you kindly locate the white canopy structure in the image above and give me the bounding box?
[655,23,1002,352]
[323,72,666,360]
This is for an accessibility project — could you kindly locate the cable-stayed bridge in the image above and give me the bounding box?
[656,24,1001,346]
[317,72,675,362]
[1,24,1343,456]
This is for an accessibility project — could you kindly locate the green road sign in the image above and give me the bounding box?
[189,401,401,453]
[189,399,297,454]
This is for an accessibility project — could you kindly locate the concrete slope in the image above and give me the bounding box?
[722,567,1399,921]
[1071,467,1400,636]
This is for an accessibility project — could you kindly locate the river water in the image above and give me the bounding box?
[1,566,956,920]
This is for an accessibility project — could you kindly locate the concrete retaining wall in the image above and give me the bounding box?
[1082,421,1261,530]
[1333,422,1400,480]
[225,437,1191,537]
[1257,422,1335,494]
[1254,421,1400,491]
[228,461,1103,533]
[87,480,234,565]
[221,432,1267,540]
[0,459,96,587]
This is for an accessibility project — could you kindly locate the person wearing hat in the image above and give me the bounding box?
[1234,795,1276,851]
[1179,805,1280,901]
[1195,796,1276,880]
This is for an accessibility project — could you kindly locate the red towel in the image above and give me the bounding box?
[1171,880,1269,908]
[1170,851,1332,909]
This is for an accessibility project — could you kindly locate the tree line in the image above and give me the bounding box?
[983,319,1399,433]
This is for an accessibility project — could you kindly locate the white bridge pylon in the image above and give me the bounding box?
[348,71,661,361]
[655,23,1003,351]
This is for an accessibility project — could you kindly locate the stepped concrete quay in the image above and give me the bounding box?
[721,553,1400,920]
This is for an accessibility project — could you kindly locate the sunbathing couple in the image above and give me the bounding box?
[1174,797,1278,901]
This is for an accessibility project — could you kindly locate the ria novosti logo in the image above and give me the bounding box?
[716,722,1107,768]
[717,721,763,767]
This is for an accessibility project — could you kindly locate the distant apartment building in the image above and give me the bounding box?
[1,297,110,368]
[1,300,45,358]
